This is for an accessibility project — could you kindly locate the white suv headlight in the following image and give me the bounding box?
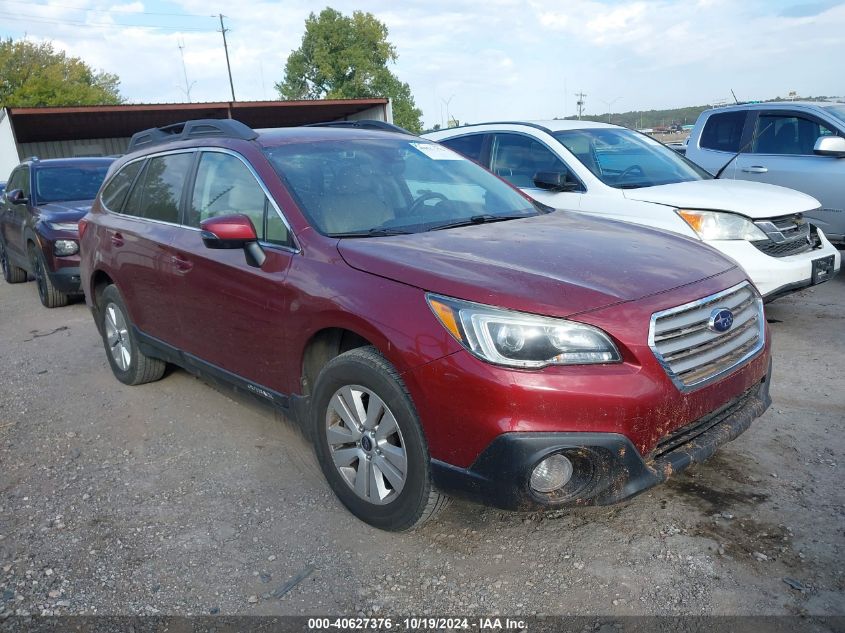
[427,294,621,368]
[676,209,768,241]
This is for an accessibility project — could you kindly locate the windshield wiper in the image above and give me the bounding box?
[618,183,645,189]
[333,227,414,238]
[427,214,528,232]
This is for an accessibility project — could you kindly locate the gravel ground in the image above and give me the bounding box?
[0,272,843,618]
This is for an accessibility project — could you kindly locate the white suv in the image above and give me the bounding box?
[425,121,840,300]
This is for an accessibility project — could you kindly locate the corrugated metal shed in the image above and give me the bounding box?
[0,98,390,177]
[8,99,390,143]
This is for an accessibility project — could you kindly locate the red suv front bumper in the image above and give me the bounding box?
[400,278,772,510]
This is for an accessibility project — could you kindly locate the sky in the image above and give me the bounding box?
[1,0,844,128]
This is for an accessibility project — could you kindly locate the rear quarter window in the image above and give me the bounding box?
[700,111,747,152]
[101,161,143,212]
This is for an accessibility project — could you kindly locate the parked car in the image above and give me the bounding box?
[425,121,840,301]
[684,101,845,244]
[0,156,114,307]
[80,119,772,531]
[666,139,688,156]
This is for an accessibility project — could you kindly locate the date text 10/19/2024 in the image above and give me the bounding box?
[308,617,528,630]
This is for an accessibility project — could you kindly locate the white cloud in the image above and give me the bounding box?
[2,0,843,127]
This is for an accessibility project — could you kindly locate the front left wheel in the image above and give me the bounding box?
[311,346,449,531]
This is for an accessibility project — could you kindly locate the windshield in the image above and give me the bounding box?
[35,166,110,203]
[264,138,539,236]
[821,104,845,127]
[553,128,711,189]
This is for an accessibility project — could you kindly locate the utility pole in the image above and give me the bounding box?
[442,94,454,128]
[218,14,236,102]
[600,97,621,124]
[575,92,587,120]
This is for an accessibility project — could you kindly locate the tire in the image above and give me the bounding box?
[0,240,27,284]
[311,346,449,531]
[29,245,69,308]
[98,284,166,386]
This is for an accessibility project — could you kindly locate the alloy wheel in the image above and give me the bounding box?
[104,302,131,371]
[325,385,407,505]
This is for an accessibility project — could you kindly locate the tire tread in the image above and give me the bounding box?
[29,246,68,308]
[1,243,27,284]
[100,285,166,386]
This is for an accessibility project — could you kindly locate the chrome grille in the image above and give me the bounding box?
[649,282,765,391]
[751,213,819,258]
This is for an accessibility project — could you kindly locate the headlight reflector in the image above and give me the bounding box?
[676,209,768,241]
[53,240,79,256]
[427,294,621,368]
[47,222,80,232]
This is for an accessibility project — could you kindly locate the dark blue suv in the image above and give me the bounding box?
[0,156,113,307]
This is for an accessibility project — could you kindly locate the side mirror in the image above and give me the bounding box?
[813,136,845,158]
[533,171,580,192]
[7,189,28,205]
[200,214,266,268]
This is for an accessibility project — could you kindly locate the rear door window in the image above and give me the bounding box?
[123,152,194,223]
[699,111,747,152]
[439,134,487,164]
[751,114,836,155]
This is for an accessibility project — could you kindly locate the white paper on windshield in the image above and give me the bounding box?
[410,142,466,161]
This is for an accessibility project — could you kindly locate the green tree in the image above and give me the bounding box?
[0,38,122,108]
[277,8,423,133]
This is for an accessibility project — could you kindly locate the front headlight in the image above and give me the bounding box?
[427,294,621,368]
[47,222,80,232]
[676,209,768,241]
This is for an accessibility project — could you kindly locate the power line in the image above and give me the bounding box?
[0,11,214,31]
[0,0,213,18]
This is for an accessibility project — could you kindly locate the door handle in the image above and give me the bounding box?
[741,166,768,174]
[111,232,124,247]
[172,253,193,273]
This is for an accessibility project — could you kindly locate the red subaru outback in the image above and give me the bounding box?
[79,119,772,530]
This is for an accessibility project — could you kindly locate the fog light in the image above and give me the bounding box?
[530,454,574,493]
[54,240,78,256]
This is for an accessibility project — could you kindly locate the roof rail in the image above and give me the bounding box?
[23,156,40,162]
[127,119,258,153]
[305,119,414,135]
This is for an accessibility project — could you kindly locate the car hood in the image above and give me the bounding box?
[621,179,820,219]
[36,199,95,222]
[336,212,737,318]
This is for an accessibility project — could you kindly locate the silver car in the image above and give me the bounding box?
[685,102,845,244]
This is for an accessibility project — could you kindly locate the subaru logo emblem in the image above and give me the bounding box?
[708,308,734,333]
